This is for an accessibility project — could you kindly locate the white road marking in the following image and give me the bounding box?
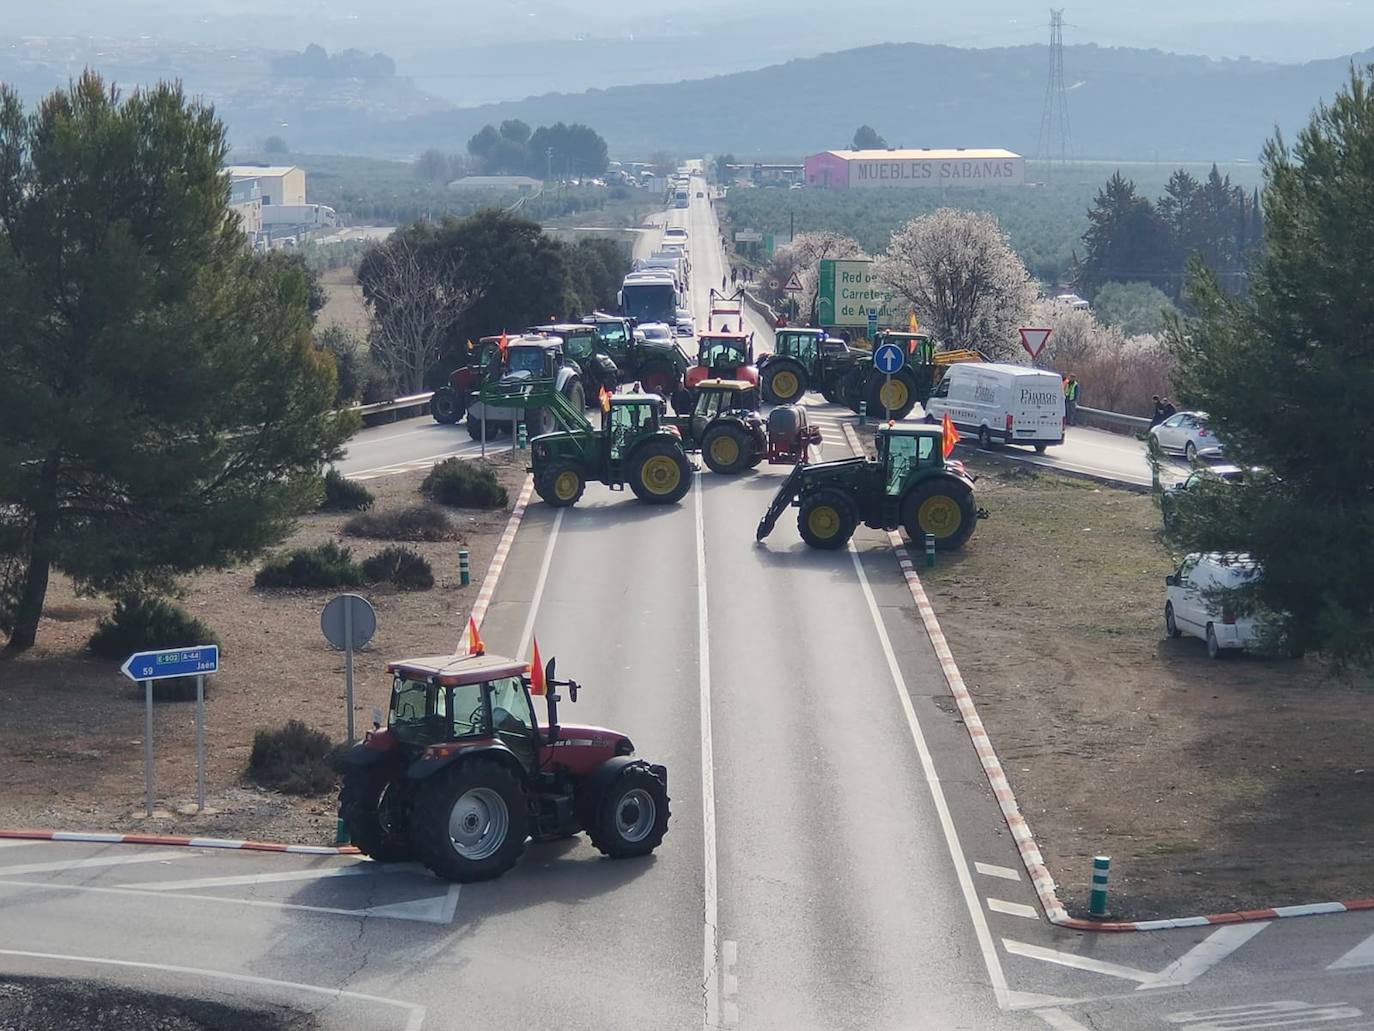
[0,948,425,1031]
[1329,929,1374,970]
[1166,1000,1362,1028]
[976,862,1021,881]
[0,877,460,924]
[1002,938,1156,983]
[987,898,1040,920]
[130,862,418,891]
[696,472,721,1030]
[1139,922,1269,989]
[0,851,191,876]
[848,544,1014,1009]
[345,445,482,478]
[516,508,565,659]
[1035,1009,1095,1030]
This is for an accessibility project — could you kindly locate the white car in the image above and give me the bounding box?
[1149,411,1225,462]
[637,322,675,345]
[674,308,695,337]
[1164,552,1267,659]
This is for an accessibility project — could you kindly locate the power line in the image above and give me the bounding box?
[1035,9,1074,168]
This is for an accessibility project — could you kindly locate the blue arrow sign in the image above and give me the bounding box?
[120,645,219,682]
[873,341,906,375]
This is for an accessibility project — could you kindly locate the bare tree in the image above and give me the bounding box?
[876,209,1036,359]
[363,235,479,394]
[761,231,864,320]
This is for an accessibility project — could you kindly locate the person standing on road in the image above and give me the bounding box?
[721,274,727,290]
[1065,375,1080,426]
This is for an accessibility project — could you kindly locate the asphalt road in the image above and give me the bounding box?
[5,169,1371,1030]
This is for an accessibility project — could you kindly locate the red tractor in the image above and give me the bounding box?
[429,337,501,425]
[338,650,670,883]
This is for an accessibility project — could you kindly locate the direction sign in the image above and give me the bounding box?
[121,645,219,682]
[783,271,804,293]
[1019,327,1052,359]
[873,341,906,375]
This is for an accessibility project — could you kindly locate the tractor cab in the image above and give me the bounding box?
[529,323,619,394]
[603,394,667,459]
[773,328,830,370]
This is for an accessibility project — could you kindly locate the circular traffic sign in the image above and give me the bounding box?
[321,593,377,650]
[872,341,906,375]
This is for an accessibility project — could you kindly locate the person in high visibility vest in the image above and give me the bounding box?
[1064,375,1080,426]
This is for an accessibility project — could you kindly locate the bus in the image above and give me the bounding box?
[673,186,689,209]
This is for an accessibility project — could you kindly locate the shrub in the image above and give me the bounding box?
[343,503,455,541]
[89,596,220,659]
[247,720,339,796]
[319,468,374,512]
[255,541,363,589]
[362,545,435,590]
[421,458,508,509]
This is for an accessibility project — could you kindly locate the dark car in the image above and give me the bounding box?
[1160,464,1252,530]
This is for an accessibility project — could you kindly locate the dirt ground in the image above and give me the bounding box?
[916,451,1374,920]
[0,976,305,1030]
[0,458,529,847]
[317,266,369,335]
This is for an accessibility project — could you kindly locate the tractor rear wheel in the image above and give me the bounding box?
[535,460,587,508]
[638,361,676,399]
[629,442,692,505]
[702,423,752,475]
[564,380,586,414]
[431,387,464,425]
[338,765,414,864]
[867,371,917,420]
[411,758,528,883]
[901,481,977,551]
[586,764,671,859]
[798,488,858,550]
[762,361,806,404]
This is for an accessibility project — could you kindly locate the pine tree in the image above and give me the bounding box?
[1080,172,1168,296]
[0,75,351,649]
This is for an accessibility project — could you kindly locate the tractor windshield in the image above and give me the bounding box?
[701,338,746,368]
[506,348,548,377]
[884,434,936,495]
[608,402,653,457]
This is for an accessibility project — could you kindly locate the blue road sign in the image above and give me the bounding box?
[121,645,219,682]
[873,341,906,375]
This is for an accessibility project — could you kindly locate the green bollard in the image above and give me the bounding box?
[925,533,936,568]
[334,817,350,846]
[517,422,528,449]
[1089,855,1111,917]
[459,547,471,586]
[859,400,867,426]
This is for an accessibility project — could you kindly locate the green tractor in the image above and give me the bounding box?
[833,332,985,420]
[475,377,694,508]
[527,323,621,401]
[581,312,690,399]
[756,424,984,551]
[757,328,864,406]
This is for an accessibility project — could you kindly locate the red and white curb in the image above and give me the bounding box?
[841,422,1374,932]
[468,474,534,632]
[0,829,360,856]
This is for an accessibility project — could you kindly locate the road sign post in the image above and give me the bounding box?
[119,645,220,816]
[321,594,378,744]
[871,338,906,422]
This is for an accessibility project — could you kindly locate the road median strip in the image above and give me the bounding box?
[839,421,1374,932]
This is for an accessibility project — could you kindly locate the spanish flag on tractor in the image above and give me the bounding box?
[907,313,920,351]
[941,412,960,458]
[599,385,612,412]
[529,636,546,696]
[466,616,484,656]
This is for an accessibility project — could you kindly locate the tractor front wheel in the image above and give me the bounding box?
[901,481,977,551]
[411,758,528,883]
[629,442,692,505]
[431,387,464,425]
[762,362,806,404]
[535,460,587,508]
[586,764,671,859]
[798,488,858,550]
[702,423,753,475]
[564,380,586,414]
[338,764,414,864]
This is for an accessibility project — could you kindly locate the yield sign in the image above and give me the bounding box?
[783,271,804,293]
[1019,327,1052,359]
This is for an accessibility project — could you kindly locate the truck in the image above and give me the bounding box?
[260,203,338,228]
[673,186,690,209]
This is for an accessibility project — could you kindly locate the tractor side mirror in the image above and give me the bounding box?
[1165,574,1178,587]
[568,679,580,703]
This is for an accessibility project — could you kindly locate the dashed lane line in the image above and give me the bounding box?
[976,862,1022,882]
[988,899,1041,920]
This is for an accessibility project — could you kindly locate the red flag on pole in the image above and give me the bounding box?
[498,331,509,355]
[467,616,484,656]
[529,637,545,696]
[599,385,612,412]
[941,412,960,458]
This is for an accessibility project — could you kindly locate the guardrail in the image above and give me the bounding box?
[741,289,779,329]
[352,391,433,426]
[1074,405,1151,435]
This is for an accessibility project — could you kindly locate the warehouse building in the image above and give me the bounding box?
[225,165,307,207]
[802,149,1024,190]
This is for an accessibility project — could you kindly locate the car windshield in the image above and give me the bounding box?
[641,324,672,342]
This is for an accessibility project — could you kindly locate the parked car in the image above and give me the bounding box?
[638,322,676,346]
[1149,411,1225,462]
[1160,464,1252,530]
[1164,552,1269,658]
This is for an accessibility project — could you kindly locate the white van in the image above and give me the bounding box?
[1164,553,1268,659]
[923,363,1065,452]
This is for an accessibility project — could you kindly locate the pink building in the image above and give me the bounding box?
[803,149,1024,190]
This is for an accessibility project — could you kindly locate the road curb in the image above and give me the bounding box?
[469,474,534,631]
[0,828,361,855]
[840,422,1374,932]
